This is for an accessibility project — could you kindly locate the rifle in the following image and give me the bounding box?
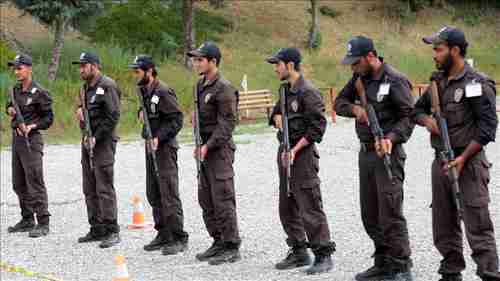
[9,86,31,151]
[279,84,292,197]
[430,81,463,220]
[80,86,95,170]
[138,87,160,182]
[193,83,202,188]
[355,78,394,184]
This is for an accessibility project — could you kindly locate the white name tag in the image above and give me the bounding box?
[378,83,391,96]
[465,82,482,98]
[31,87,37,94]
[151,95,159,104]
[96,87,105,95]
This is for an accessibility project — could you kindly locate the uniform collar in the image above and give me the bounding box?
[200,71,221,89]
[87,73,103,88]
[141,79,160,96]
[371,62,386,81]
[17,80,36,94]
[449,62,471,82]
[289,74,305,94]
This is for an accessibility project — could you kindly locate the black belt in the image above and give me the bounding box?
[360,142,376,152]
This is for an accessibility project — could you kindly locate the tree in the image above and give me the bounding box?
[208,0,224,9]
[183,0,195,69]
[8,0,102,81]
[308,0,320,49]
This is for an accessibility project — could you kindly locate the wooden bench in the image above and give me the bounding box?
[238,89,274,119]
[413,83,428,97]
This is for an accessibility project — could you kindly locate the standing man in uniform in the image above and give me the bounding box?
[73,52,121,249]
[266,48,335,275]
[414,26,500,281]
[334,36,414,281]
[5,54,53,238]
[128,55,189,255]
[187,41,241,265]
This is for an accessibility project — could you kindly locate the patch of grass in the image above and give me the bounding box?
[2,2,499,148]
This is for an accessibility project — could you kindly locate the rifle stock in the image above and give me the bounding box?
[193,83,202,188]
[9,87,31,151]
[138,87,160,182]
[80,86,94,170]
[279,85,291,197]
[430,81,463,220]
[355,78,395,184]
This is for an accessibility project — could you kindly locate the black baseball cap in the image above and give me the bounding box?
[341,36,375,65]
[423,26,468,48]
[72,52,100,65]
[7,54,32,67]
[187,41,221,62]
[266,48,302,65]
[128,55,155,70]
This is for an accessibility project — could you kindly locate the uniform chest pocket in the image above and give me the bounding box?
[200,98,217,120]
[444,102,466,128]
[20,102,37,114]
[87,96,103,118]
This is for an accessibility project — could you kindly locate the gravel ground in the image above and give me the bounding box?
[1,116,499,281]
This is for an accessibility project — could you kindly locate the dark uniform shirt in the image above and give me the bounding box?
[269,75,327,146]
[413,63,498,150]
[138,79,183,146]
[196,72,238,150]
[79,74,121,142]
[6,81,53,132]
[335,62,415,144]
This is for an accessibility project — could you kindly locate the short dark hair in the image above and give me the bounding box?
[366,50,378,58]
[448,43,467,57]
[206,56,220,67]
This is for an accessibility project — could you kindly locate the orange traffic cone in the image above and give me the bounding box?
[112,255,130,281]
[127,195,151,229]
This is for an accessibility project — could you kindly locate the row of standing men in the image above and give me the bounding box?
[4,26,499,281]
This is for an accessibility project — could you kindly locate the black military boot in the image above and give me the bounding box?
[162,240,188,255]
[208,243,241,266]
[99,232,121,248]
[196,239,224,261]
[355,256,387,281]
[78,227,106,243]
[379,264,414,281]
[144,232,169,251]
[305,254,333,275]
[7,218,35,233]
[28,224,50,238]
[439,273,462,281]
[275,246,312,270]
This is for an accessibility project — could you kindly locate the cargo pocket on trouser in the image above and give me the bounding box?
[291,145,319,182]
[463,158,491,233]
[213,146,235,201]
[215,171,235,201]
[382,179,404,216]
[390,145,406,185]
